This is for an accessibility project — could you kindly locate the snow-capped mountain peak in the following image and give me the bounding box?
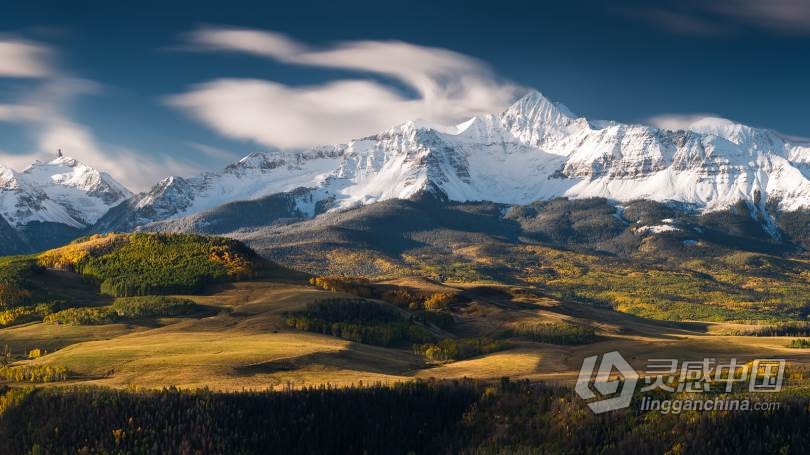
[502,90,577,126]
[495,90,585,152]
[0,154,132,229]
[95,89,810,233]
[677,116,810,172]
[24,155,130,199]
[103,148,345,231]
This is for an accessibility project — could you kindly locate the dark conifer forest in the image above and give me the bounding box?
[2,381,809,455]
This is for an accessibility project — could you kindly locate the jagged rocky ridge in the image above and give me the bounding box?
[96,90,810,234]
[2,90,809,245]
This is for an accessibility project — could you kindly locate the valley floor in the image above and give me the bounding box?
[4,280,809,391]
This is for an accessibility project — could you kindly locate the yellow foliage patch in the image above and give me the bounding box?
[424,292,455,310]
[37,233,125,271]
[209,245,253,278]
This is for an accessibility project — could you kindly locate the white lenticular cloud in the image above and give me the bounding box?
[170,27,520,149]
[0,38,52,78]
[170,79,423,148]
[644,113,719,131]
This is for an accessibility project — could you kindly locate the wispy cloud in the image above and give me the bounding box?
[708,0,810,34]
[644,113,810,145]
[621,0,810,37]
[622,9,734,37]
[169,27,520,149]
[0,37,197,191]
[0,37,52,77]
[644,113,720,131]
[186,141,240,161]
[170,79,425,148]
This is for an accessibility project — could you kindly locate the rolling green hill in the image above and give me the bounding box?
[0,233,294,328]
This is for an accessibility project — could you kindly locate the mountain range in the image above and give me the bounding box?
[2,90,809,253]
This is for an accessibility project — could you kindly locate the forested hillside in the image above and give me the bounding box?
[0,233,279,328]
[2,380,808,455]
[40,233,269,296]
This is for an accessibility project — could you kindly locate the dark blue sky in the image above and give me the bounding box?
[0,0,808,189]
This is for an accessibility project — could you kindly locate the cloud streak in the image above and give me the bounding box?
[0,37,197,191]
[644,113,720,131]
[708,0,810,34]
[622,0,810,37]
[645,113,810,145]
[0,38,52,77]
[170,79,424,148]
[169,27,520,149]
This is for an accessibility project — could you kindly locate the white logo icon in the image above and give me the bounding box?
[575,351,639,414]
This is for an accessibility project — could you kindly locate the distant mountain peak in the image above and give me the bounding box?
[504,90,577,123]
[0,154,132,229]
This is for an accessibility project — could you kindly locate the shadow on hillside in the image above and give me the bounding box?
[245,198,523,258]
[233,346,422,377]
[37,269,114,307]
[478,285,711,339]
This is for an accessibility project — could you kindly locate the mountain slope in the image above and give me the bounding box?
[144,187,318,235]
[0,214,25,255]
[93,149,342,232]
[220,194,795,281]
[100,90,810,235]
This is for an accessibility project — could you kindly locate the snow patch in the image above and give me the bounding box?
[636,225,681,235]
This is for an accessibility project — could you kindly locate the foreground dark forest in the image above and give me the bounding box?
[1,380,809,455]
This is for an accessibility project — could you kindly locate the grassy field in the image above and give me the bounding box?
[1,230,809,391]
[3,279,809,391]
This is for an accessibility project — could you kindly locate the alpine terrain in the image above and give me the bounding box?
[94,90,810,234]
[2,90,810,252]
[0,154,131,253]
